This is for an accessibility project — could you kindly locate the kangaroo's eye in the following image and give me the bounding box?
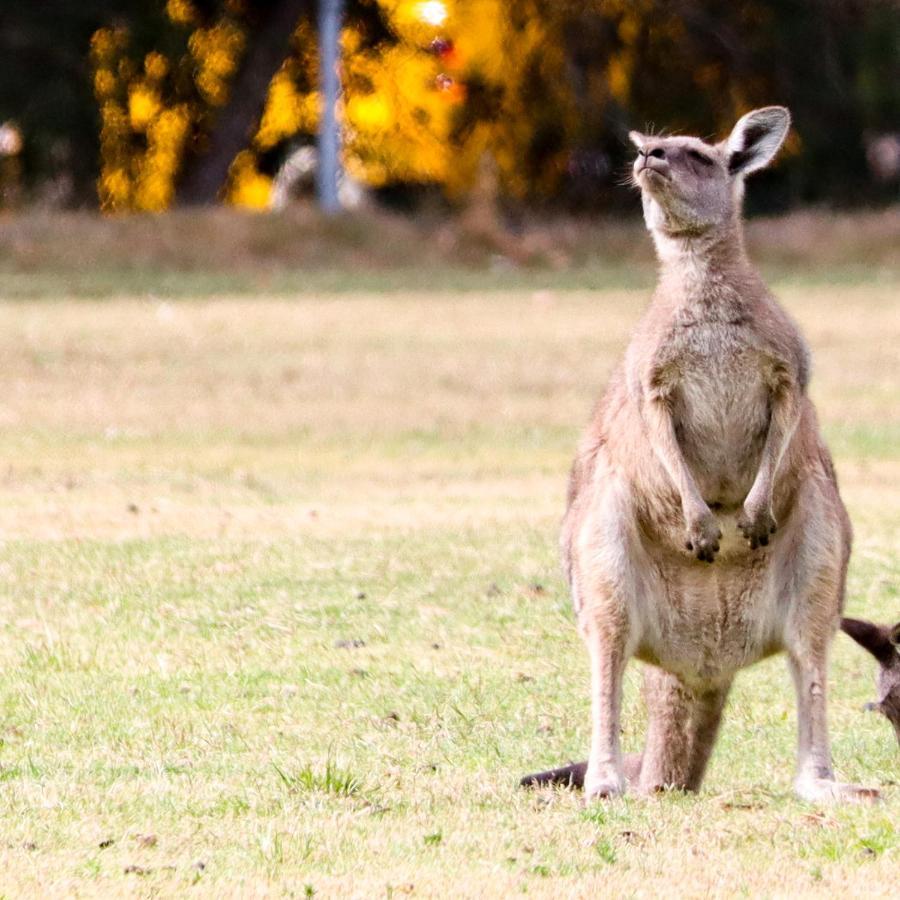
[688,149,714,167]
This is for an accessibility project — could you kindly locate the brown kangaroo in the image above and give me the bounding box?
[840,617,900,747]
[521,107,878,802]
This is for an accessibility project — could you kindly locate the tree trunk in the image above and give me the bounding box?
[177,0,313,206]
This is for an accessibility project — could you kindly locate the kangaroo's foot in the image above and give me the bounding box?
[794,776,880,804]
[584,764,625,802]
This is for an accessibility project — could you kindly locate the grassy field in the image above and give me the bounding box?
[1,207,897,298]
[0,273,898,896]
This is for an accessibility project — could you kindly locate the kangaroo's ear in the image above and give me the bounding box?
[890,622,900,654]
[726,106,791,176]
[628,130,646,151]
[841,617,895,665]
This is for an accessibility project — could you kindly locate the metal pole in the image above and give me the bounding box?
[316,0,343,214]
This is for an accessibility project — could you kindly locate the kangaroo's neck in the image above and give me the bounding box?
[651,220,759,308]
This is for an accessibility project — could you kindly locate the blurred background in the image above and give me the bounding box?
[2,0,897,295]
[2,0,898,216]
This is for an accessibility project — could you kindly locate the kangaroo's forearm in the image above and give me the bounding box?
[643,397,707,520]
[745,386,801,514]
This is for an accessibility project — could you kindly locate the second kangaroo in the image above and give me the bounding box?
[522,107,877,803]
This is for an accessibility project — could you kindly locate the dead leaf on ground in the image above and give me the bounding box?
[123,864,150,876]
[801,812,837,828]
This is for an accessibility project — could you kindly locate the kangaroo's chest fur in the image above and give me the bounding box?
[654,307,772,509]
[631,302,788,684]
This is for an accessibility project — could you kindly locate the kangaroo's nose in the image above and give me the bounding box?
[645,146,666,159]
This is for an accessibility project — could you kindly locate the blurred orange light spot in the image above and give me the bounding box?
[416,1,448,26]
[128,86,161,131]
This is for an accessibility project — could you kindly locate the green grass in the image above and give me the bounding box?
[0,277,897,896]
[3,259,897,301]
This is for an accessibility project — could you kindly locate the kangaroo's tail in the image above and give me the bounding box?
[519,753,643,789]
[519,760,587,789]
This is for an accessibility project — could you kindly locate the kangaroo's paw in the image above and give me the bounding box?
[794,777,880,804]
[737,506,777,549]
[685,513,722,563]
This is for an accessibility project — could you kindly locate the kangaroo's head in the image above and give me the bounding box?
[841,617,900,748]
[629,106,791,240]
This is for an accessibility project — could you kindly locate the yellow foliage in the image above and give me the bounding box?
[148,107,191,161]
[166,0,197,27]
[98,167,131,211]
[144,52,169,81]
[117,57,136,84]
[128,85,162,131]
[434,0,576,197]
[95,46,189,213]
[90,26,128,66]
[99,100,129,144]
[347,93,392,131]
[256,70,307,149]
[245,5,459,191]
[617,13,640,44]
[452,1,507,82]
[607,54,631,104]
[94,69,116,99]
[228,152,273,210]
[346,43,452,183]
[92,10,250,212]
[92,0,578,210]
[189,22,245,107]
[137,105,191,210]
[134,170,172,212]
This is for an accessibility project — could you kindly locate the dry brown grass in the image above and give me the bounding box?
[0,280,897,896]
[0,283,897,544]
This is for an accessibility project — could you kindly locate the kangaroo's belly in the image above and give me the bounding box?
[671,346,770,506]
[634,552,783,687]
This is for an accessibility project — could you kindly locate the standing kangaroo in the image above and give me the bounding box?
[522,107,877,803]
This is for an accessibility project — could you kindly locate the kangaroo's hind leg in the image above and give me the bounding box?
[638,667,731,794]
[571,465,647,801]
[786,632,879,803]
[782,480,879,803]
[579,580,631,800]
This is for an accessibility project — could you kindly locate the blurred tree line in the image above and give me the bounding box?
[1,0,898,213]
